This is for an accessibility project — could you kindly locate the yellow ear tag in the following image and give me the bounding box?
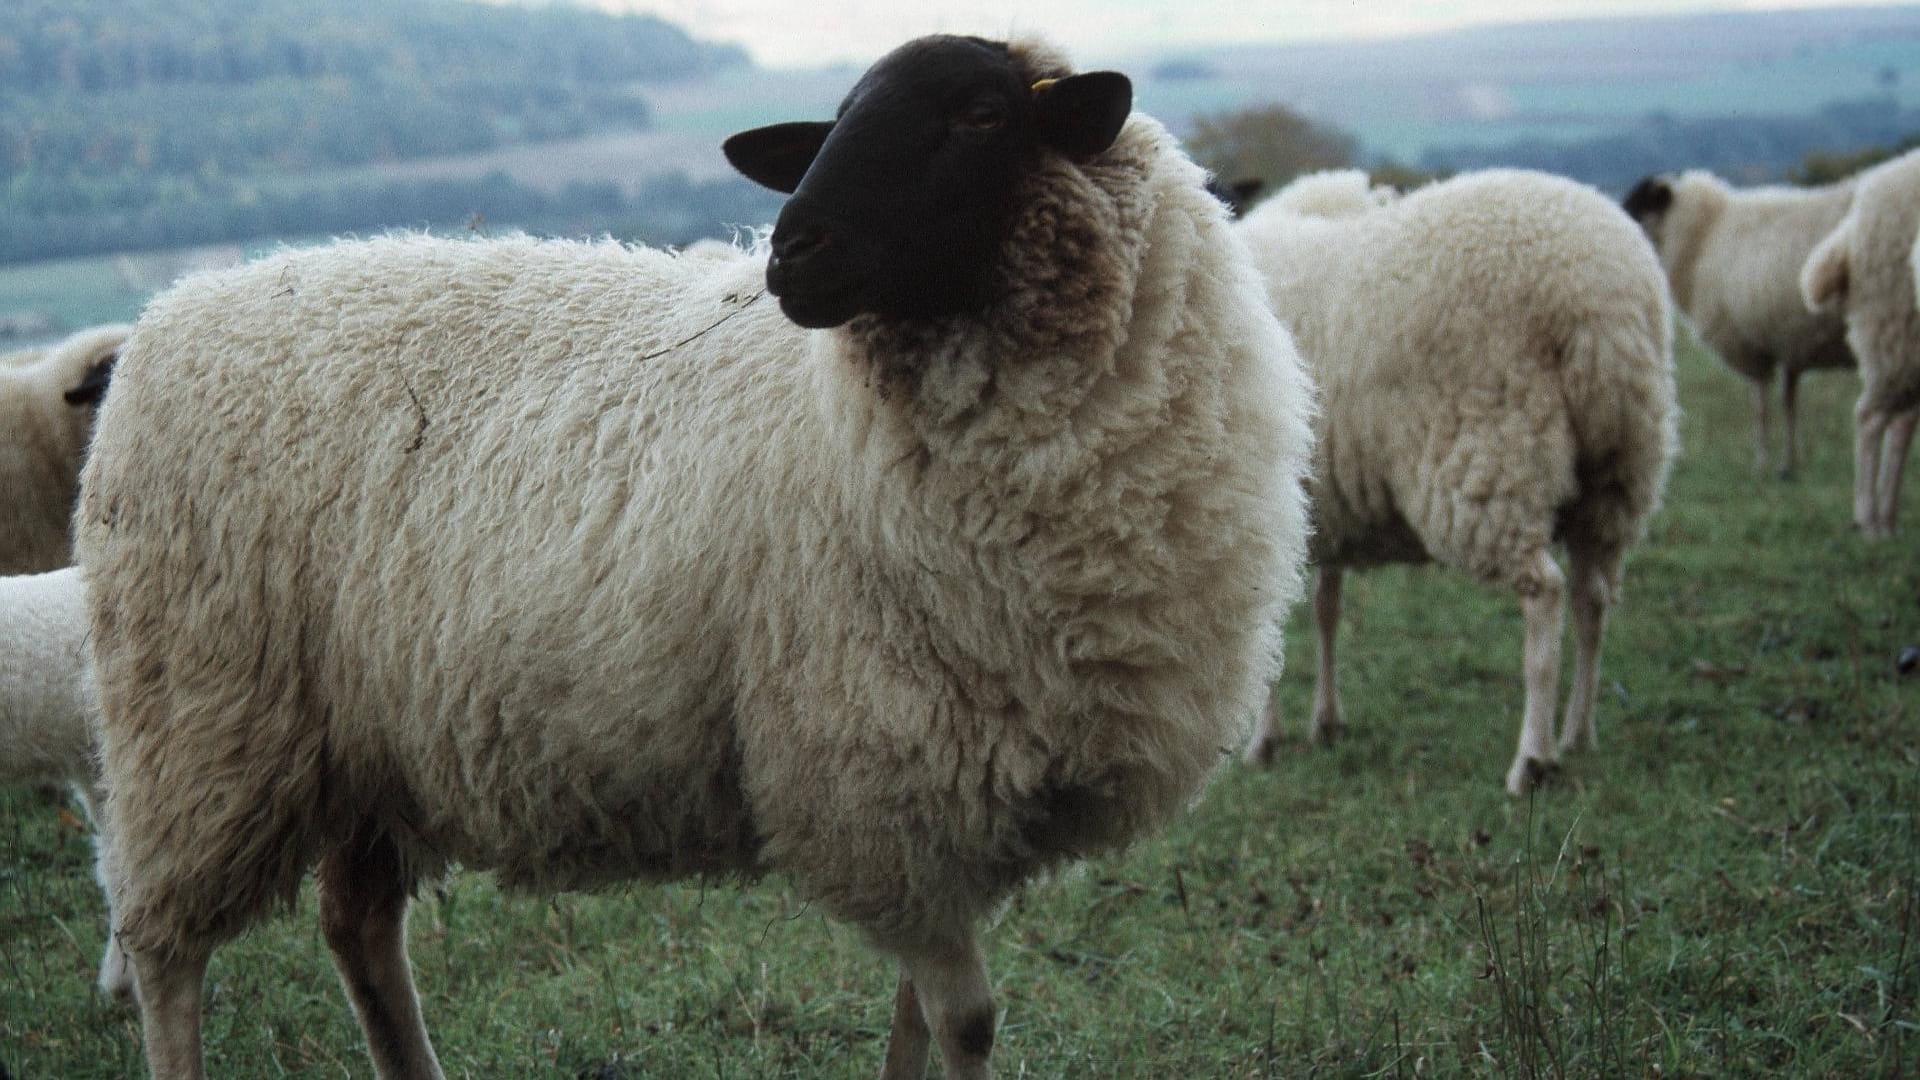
[1030,78,1058,94]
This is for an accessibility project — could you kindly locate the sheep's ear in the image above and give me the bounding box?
[1622,175,1672,220]
[1206,176,1264,218]
[1033,72,1131,161]
[62,354,116,408]
[723,121,835,194]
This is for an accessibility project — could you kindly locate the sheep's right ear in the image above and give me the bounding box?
[62,354,117,408]
[724,121,835,194]
[1622,175,1672,220]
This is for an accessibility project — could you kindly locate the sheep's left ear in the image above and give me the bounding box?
[723,121,835,194]
[62,354,116,408]
[1033,72,1131,161]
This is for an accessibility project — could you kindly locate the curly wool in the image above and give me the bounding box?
[1239,168,1676,587]
[78,107,1313,959]
[0,324,128,574]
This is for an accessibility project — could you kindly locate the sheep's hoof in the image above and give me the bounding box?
[1506,757,1562,796]
[1311,719,1346,747]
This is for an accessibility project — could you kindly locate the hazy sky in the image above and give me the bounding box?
[595,0,1905,68]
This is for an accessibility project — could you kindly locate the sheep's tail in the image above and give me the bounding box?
[1800,218,1851,314]
[1556,295,1680,580]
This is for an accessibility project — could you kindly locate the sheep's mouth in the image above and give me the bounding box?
[767,269,867,330]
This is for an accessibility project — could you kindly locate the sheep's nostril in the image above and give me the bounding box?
[774,227,832,266]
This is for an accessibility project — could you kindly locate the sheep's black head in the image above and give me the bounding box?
[723,35,1131,330]
[62,353,117,409]
[1622,175,1674,228]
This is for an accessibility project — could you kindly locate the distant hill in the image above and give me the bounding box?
[0,0,765,262]
[2,0,746,176]
[1119,5,1920,192]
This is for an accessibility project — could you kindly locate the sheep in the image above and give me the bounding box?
[1,323,127,574]
[76,34,1314,1080]
[1622,170,1854,478]
[0,567,134,1001]
[1236,168,1678,796]
[1799,148,1920,539]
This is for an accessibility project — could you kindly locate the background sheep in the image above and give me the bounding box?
[1,323,127,574]
[0,567,133,1000]
[78,34,1313,1080]
[1238,168,1678,795]
[1623,170,1852,478]
[1800,147,1920,539]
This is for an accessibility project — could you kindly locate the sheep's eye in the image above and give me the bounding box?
[955,99,1006,133]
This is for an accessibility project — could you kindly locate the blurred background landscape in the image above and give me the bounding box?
[5,1,1920,343]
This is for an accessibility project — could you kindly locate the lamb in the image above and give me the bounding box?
[0,567,134,1000]
[1236,168,1678,795]
[1622,170,1853,478]
[1798,148,1920,538]
[1,323,127,574]
[76,34,1314,1080]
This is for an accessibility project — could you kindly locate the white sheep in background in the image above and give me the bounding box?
[1,323,128,574]
[77,34,1314,1080]
[1623,170,1853,478]
[0,567,133,1000]
[1238,168,1678,796]
[1800,147,1920,539]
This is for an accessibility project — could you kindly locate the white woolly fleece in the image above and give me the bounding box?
[77,111,1315,965]
[1240,167,1677,585]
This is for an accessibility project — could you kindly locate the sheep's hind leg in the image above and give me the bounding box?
[1556,546,1617,758]
[886,934,995,1080]
[879,965,932,1079]
[1855,400,1890,538]
[1505,550,1566,796]
[317,832,444,1080]
[1875,407,1917,536]
[129,943,211,1080]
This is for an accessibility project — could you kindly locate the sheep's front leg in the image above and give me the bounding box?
[887,936,995,1080]
[1779,367,1802,479]
[879,965,931,1079]
[317,833,444,1080]
[1308,566,1346,745]
[1506,550,1565,796]
[1749,376,1774,476]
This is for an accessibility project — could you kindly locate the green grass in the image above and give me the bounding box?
[3,335,1916,1078]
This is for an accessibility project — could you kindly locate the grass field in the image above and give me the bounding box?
[1,331,1915,1078]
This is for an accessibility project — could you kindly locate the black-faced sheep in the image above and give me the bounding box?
[1800,148,1920,539]
[1623,170,1853,478]
[76,34,1314,1080]
[1237,169,1678,795]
